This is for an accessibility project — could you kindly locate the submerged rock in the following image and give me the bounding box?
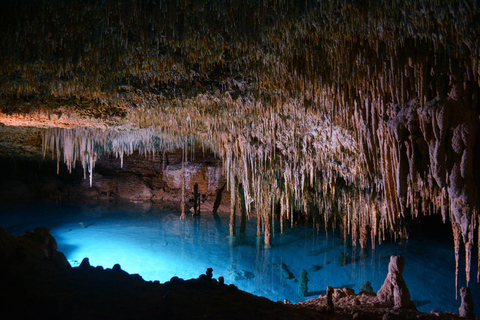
[359,281,374,294]
[231,269,255,281]
[278,262,295,280]
[310,264,322,272]
[297,269,309,297]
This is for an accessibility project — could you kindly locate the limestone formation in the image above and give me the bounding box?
[0,0,479,293]
[326,286,335,313]
[459,287,475,319]
[377,255,416,310]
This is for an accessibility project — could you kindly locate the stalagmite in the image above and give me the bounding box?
[377,255,416,310]
[459,287,475,319]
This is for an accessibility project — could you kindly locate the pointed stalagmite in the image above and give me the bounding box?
[459,287,475,319]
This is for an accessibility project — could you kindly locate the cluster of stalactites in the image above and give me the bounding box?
[41,126,198,186]
[130,93,384,247]
[1,1,478,113]
[129,89,478,289]
[18,0,479,292]
[357,89,479,289]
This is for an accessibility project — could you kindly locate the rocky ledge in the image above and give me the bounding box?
[0,227,475,320]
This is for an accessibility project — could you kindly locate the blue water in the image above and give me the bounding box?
[1,200,479,315]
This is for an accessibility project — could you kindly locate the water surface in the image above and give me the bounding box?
[1,200,478,314]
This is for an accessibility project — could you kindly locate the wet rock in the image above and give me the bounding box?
[377,255,416,310]
[332,287,355,299]
[1,226,70,268]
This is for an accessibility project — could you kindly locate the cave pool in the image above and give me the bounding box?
[1,200,479,315]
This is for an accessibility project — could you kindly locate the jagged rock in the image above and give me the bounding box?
[377,255,416,310]
[459,287,474,319]
[81,173,117,198]
[333,287,355,299]
[0,227,323,319]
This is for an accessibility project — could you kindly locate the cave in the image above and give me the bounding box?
[0,1,479,319]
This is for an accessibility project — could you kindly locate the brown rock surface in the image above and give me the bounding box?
[377,255,416,310]
[0,148,230,213]
[459,287,475,319]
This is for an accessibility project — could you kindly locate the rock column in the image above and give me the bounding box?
[377,255,416,309]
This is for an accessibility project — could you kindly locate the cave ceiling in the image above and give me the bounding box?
[0,0,479,286]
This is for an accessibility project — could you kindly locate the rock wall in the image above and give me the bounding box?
[0,149,230,213]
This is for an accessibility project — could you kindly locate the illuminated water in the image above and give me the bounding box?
[1,201,479,315]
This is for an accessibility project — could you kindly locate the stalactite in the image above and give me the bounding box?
[229,168,236,236]
[239,184,247,234]
[20,0,479,291]
[180,143,186,220]
[453,223,461,298]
